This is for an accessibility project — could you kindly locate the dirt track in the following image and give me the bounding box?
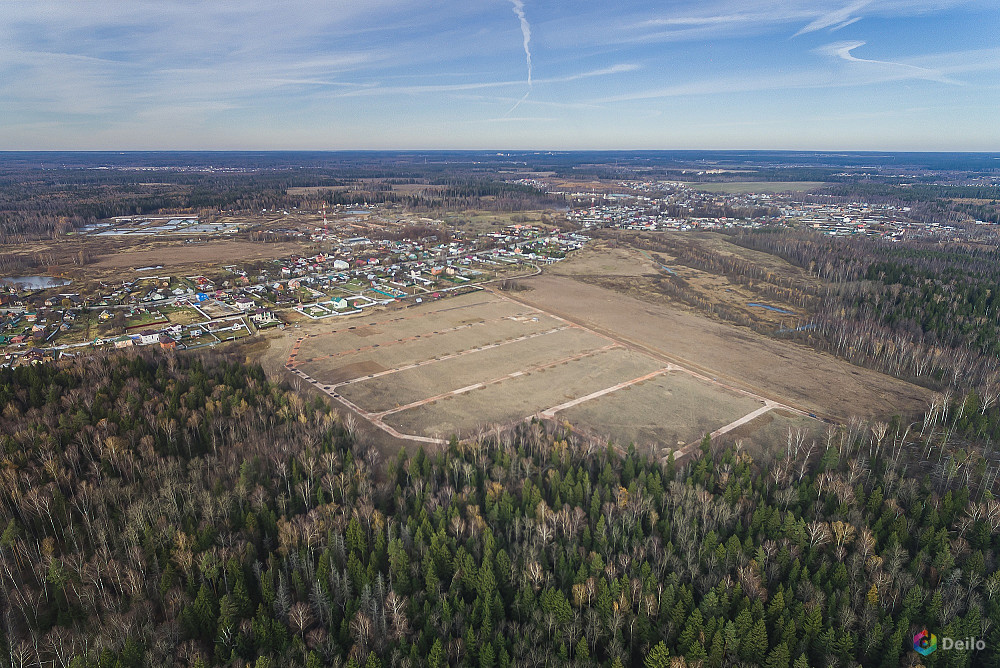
[505,274,931,421]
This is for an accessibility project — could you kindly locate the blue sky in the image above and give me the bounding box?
[2,0,998,150]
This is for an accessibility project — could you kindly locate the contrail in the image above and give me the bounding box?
[505,0,532,115]
[505,90,530,116]
[509,0,532,85]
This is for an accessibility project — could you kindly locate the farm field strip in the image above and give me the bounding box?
[291,298,499,349]
[537,366,676,418]
[372,344,620,418]
[332,327,590,388]
[297,318,488,365]
[557,372,767,453]
[306,298,524,342]
[334,327,607,413]
[384,347,664,437]
[295,311,556,365]
[297,318,563,379]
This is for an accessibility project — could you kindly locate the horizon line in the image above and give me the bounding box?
[1,148,1000,154]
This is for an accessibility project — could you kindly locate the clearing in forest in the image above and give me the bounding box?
[288,290,816,459]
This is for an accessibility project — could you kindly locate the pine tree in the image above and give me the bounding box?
[575,637,590,661]
[766,641,791,668]
[740,618,769,664]
[644,641,671,668]
[679,608,705,658]
[428,639,445,668]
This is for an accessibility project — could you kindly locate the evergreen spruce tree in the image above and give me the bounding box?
[644,641,671,668]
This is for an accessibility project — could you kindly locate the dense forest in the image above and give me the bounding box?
[1,351,997,667]
[723,231,1000,391]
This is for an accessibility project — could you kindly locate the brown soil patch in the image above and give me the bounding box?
[350,326,382,337]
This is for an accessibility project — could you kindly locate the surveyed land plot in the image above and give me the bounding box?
[383,347,665,438]
[294,299,549,362]
[559,372,764,450]
[298,315,563,382]
[338,327,610,413]
[288,290,821,454]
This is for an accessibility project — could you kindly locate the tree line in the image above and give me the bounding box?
[719,230,1000,390]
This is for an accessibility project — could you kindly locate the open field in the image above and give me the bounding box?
[506,273,930,420]
[551,236,813,329]
[283,290,824,456]
[295,300,558,365]
[91,240,306,270]
[441,210,563,234]
[299,320,566,384]
[384,347,664,438]
[338,327,608,412]
[682,181,828,194]
[560,371,764,450]
[546,244,660,277]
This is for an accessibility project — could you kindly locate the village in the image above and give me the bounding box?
[0,222,587,367]
[0,175,981,369]
[560,180,961,238]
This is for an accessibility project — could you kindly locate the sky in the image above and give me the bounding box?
[2,0,999,150]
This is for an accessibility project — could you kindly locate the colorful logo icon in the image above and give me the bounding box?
[914,629,937,656]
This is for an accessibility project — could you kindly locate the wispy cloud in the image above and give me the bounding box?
[793,0,872,37]
[590,0,981,47]
[815,41,959,83]
[593,45,967,104]
[334,64,638,98]
[476,116,558,123]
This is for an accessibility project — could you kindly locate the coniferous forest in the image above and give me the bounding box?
[0,351,997,668]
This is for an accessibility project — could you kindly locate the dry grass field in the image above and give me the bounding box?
[338,327,608,413]
[505,273,930,419]
[286,289,826,457]
[553,236,815,329]
[296,310,562,376]
[383,347,664,439]
[91,240,305,270]
[560,372,764,451]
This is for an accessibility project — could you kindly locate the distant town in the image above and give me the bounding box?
[560,180,970,238]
